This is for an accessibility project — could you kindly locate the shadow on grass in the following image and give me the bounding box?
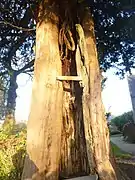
[111,142,132,159]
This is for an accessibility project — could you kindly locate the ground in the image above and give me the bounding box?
[111,134,135,180]
[1,124,135,180]
[111,134,135,155]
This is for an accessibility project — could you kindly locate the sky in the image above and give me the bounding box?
[16,74,32,122]
[102,69,132,115]
[15,69,133,122]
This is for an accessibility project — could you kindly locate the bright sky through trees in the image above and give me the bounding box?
[102,69,133,116]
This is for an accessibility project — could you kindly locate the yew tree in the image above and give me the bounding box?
[93,0,135,76]
[22,0,135,180]
[0,0,36,123]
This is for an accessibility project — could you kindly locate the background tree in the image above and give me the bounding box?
[1,0,135,123]
[91,0,135,76]
[111,111,134,131]
[0,0,36,123]
[0,77,7,120]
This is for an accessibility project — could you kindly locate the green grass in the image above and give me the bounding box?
[111,142,132,159]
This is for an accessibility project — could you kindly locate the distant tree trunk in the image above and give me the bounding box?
[22,1,117,180]
[0,79,6,120]
[4,71,18,125]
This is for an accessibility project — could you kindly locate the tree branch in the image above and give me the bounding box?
[7,34,29,67]
[23,68,34,74]
[0,20,35,32]
[23,72,33,79]
[0,88,5,92]
[0,71,8,76]
[122,5,135,11]
[17,59,35,75]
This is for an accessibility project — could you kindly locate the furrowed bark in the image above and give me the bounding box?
[59,1,90,178]
[22,1,118,180]
[22,1,63,180]
[81,7,117,180]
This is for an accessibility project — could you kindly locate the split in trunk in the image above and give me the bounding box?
[22,1,117,180]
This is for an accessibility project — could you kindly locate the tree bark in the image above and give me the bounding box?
[59,1,90,178]
[0,79,6,120]
[80,8,117,180]
[59,2,117,180]
[4,71,18,125]
[22,1,118,180]
[22,1,63,180]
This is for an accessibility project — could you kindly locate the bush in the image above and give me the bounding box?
[108,124,121,135]
[0,124,26,180]
[111,111,133,131]
[123,122,135,143]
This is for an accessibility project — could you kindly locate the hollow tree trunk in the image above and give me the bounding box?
[22,1,117,180]
[59,2,117,180]
[59,1,90,178]
[4,71,18,125]
[22,1,63,180]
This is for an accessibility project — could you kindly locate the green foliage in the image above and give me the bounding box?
[91,0,135,76]
[0,124,26,180]
[1,0,135,80]
[0,1,35,116]
[111,142,132,159]
[109,126,121,135]
[111,111,133,131]
[0,0,35,76]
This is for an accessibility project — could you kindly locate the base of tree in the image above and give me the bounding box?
[66,175,98,180]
